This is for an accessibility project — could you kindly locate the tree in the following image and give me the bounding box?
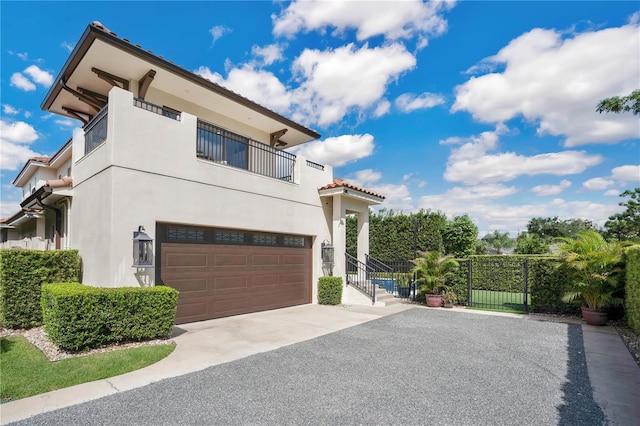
[527,217,597,243]
[604,188,640,242]
[514,232,550,254]
[442,215,478,258]
[596,89,640,116]
[482,230,515,254]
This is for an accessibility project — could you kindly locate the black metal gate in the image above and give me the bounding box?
[467,257,529,313]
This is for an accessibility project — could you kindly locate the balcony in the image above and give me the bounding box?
[196,119,296,182]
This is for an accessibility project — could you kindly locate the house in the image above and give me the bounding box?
[1,22,387,324]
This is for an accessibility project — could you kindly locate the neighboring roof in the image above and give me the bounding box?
[12,138,73,186]
[318,178,386,200]
[41,22,320,146]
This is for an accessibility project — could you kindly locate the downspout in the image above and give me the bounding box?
[35,199,61,250]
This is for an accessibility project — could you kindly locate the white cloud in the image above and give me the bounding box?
[3,105,19,115]
[610,165,640,182]
[61,42,74,52]
[395,92,445,113]
[272,0,454,46]
[373,100,391,118]
[0,200,21,219]
[289,133,375,167]
[9,65,53,91]
[10,72,35,91]
[604,189,620,196]
[210,25,231,45]
[195,65,291,114]
[347,169,413,211]
[291,43,416,126]
[55,119,75,127]
[583,177,614,191]
[452,23,640,146]
[530,179,572,196]
[23,65,53,87]
[0,120,41,170]
[442,126,602,185]
[251,44,285,66]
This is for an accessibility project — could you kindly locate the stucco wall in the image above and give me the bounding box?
[71,87,333,304]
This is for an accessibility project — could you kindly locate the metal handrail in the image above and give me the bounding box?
[345,253,376,302]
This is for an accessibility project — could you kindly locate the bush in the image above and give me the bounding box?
[41,283,178,351]
[625,246,640,334]
[318,277,343,305]
[0,250,80,328]
[528,257,580,315]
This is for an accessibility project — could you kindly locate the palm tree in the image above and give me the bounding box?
[411,251,459,295]
[557,230,624,310]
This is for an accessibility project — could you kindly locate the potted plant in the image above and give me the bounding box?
[411,251,459,308]
[442,290,458,308]
[557,230,624,326]
[396,273,411,298]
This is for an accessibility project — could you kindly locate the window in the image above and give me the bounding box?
[215,231,245,244]
[253,234,277,245]
[167,227,205,242]
[284,236,305,247]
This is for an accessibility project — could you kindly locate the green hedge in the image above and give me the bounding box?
[41,283,178,351]
[0,250,80,328]
[625,246,640,334]
[318,277,343,305]
[528,257,580,314]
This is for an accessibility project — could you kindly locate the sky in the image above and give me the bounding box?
[1,0,639,237]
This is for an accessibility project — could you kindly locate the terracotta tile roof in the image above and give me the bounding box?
[319,178,386,199]
[28,156,51,163]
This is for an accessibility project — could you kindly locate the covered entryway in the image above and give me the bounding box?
[157,223,311,324]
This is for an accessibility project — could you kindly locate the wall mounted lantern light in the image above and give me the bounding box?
[133,225,153,268]
[321,240,334,276]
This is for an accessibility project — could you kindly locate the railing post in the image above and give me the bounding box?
[523,259,529,313]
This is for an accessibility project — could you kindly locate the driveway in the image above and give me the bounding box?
[8,307,606,425]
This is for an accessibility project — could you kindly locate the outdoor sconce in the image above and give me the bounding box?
[133,226,153,268]
[321,240,334,276]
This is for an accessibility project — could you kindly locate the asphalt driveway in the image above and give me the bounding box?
[10,308,605,425]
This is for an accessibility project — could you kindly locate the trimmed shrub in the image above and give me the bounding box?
[41,283,178,351]
[625,246,640,334]
[318,277,343,305]
[0,250,80,328]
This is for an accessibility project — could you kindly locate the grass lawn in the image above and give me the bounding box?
[1,336,175,403]
[468,289,530,314]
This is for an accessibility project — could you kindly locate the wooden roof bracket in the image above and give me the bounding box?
[270,129,288,147]
[60,78,103,111]
[61,106,93,126]
[77,86,108,106]
[92,67,130,90]
[138,69,156,100]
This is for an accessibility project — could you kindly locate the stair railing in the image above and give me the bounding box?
[345,253,376,303]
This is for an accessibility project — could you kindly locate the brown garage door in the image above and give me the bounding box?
[158,225,311,324]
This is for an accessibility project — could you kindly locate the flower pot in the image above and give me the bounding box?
[581,307,608,326]
[426,294,443,308]
[443,302,454,308]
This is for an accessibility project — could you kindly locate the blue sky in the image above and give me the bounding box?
[1,1,639,236]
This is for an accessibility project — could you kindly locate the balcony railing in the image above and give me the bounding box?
[134,98,180,120]
[84,106,108,155]
[196,119,296,182]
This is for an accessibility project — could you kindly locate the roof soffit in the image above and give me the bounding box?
[42,24,320,147]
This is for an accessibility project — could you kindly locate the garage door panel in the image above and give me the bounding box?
[164,253,208,268]
[165,278,208,294]
[252,254,280,266]
[161,238,310,324]
[251,274,280,288]
[214,275,248,291]
[214,254,248,267]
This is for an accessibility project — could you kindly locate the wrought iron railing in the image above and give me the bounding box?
[84,106,108,155]
[306,160,325,171]
[196,120,296,182]
[345,253,376,302]
[133,98,180,120]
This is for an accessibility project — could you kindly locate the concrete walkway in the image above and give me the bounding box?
[2,304,639,425]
